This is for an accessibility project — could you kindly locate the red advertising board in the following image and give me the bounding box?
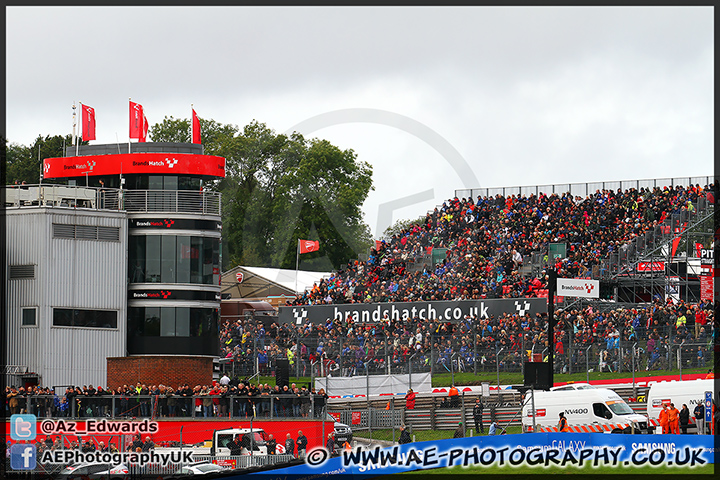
[701,273,713,302]
[43,152,226,179]
[351,412,362,425]
[213,458,237,469]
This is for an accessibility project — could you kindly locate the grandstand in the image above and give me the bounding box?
[219,175,715,387]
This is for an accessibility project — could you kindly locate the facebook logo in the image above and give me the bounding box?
[10,414,36,440]
[10,444,36,470]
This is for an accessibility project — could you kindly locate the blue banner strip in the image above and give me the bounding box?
[240,433,714,479]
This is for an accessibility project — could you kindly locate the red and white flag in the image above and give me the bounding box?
[299,239,320,254]
[139,114,149,143]
[81,103,96,141]
[129,100,144,139]
[192,108,202,144]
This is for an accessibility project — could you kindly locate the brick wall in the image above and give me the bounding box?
[107,356,213,390]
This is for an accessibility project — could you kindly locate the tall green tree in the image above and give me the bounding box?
[4,134,76,184]
[150,117,374,271]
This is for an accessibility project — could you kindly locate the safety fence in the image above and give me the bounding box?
[454,175,714,204]
[11,395,332,420]
[218,325,714,385]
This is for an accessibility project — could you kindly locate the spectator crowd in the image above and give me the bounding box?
[5,182,715,420]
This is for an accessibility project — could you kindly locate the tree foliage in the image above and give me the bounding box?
[149,117,374,271]
[4,134,77,184]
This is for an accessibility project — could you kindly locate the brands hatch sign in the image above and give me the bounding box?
[556,278,599,299]
[43,152,226,179]
[278,298,547,325]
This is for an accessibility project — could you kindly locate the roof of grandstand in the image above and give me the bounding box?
[221,265,332,298]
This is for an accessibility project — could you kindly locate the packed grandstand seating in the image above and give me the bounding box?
[217,181,715,382]
[291,182,714,305]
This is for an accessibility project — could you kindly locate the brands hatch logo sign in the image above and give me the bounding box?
[62,160,96,172]
[165,157,179,168]
[132,291,172,299]
[293,308,308,325]
[163,219,175,228]
[556,279,599,299]
[280,298,547,325]
[515,301,530,317]
[236,272,244,283]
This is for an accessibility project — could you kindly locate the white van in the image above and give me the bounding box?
[522,385,649,433]
[645,378,714,433]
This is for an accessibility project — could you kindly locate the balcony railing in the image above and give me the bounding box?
[456,175,714,200]
[3,185,221,216]
[123,189,221,215]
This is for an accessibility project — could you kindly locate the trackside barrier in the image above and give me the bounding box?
[535,423,639,433]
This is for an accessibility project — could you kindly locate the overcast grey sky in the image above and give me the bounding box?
[6,6,713,236]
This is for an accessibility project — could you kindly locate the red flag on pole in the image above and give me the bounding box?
[192,108,202,144]
[139,114,148,143]
[129,101,144,139]
[81,104,96,141]
[671,237,681,258]
[299,240,320,254]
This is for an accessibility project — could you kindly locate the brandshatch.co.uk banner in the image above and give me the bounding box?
[278,298,547,325]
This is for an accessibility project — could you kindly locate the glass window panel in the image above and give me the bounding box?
[203,237,214,284]
[149,176,163,190]
[213,238,220,286]
[129,236,146,283]
[177,236,191,283]
[22,308,36,326]
[161,308,176,337]
[53,309,73,326]
[176,308,190,337]
[96,311,118,328]
[190,308,202,337]
[190,237,203,283]
[129,308,143,336]
[161,235,176,283]
[74,309,91,327]
[178,177,201,191]
[145,307,161,336]
[164,176,178,191]
[146,236,161,283]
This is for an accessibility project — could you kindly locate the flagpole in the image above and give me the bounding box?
[128,97,132,154]
[296,239,300,295]
[76,102,82,156]
[72,102,77,155]
[190,103,193,143]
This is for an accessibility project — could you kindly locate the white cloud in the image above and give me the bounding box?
[6,6,713,236]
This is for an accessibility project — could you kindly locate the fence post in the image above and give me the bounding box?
[430,397,436,430]
[473,322,478,375]
[586,345,592,384]
[392,397,396,443]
